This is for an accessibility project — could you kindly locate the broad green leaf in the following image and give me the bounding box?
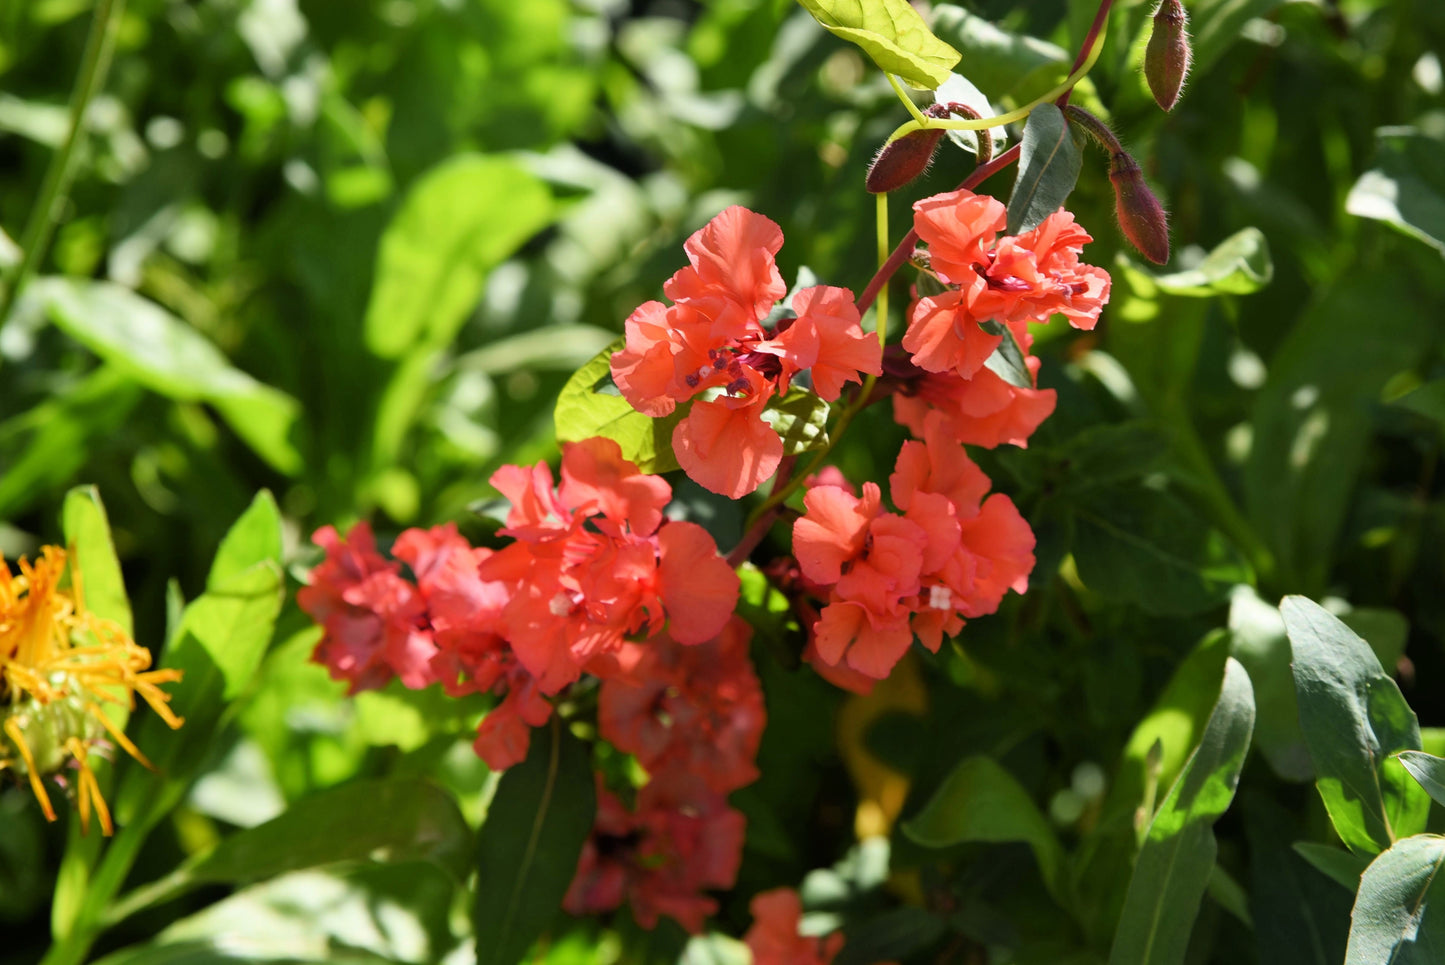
[929,7,1074,105]
[795,0,961,89]
[32,277,302,474]
[933,73,1008,156]
[554,339,682,474]
[1293,842,1374,892]
[903,755,1065,902]
[1345,834,1445,963]
[1282,596,1429,855]
[473,719,597,965]
[1228,585,1311,781]
[1398,752,1445,808]
[1072,486,1252,615]
[979,319,1032,389]
[457,324,617,375]
[364,155,553,358]
[1246,800,1352,964]
[1393,379,1445,426]
[1121,228,1272,298]
[1345,127,1445,253]
[61,486,132,635]
[1190,0,1286,79]
[1108,658,1255,965]
[1006,104,1083,235]
[762,388,830,456]
[206,490,282,591]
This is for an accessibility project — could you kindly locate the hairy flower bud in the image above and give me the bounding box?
[866,127,947,194]
[1109,152,1170,264]
[1145,0,1192,112]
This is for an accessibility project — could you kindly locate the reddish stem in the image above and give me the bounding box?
[854,143,1023,316]
[1057,0,1116,108]
[727,456,797,567]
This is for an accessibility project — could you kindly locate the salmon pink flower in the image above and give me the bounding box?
[611,207,881,498]
[744,889,845,965]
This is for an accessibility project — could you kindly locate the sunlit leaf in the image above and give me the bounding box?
[1398,751,1445,809]
[1121,228,1272,298]
[1345,834,1445,963]
[1345,127,1445,253]
[795,0,961,89]
[762,388,830,456]
[554,339,682,473]
[61,486,132,634]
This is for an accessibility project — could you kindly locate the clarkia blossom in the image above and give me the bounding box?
[611,207,881,498]
[744,888,846,965]
[792,414,1035,679]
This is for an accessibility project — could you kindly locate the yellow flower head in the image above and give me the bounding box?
[0,546,183,835]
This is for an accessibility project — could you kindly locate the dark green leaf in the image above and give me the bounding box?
[1345,127,1445,253]
[1108,658,1255,965]
[1392,379,1445,427]
[1007,104,1083,235]
[1293,842,1374,892]
[1282,596,1429,855]
[554,339,683,474]
[473,719,597,965]
[762,388,830,456]
[33,277,302,475]
[929,7,1072,105]
[835,907,948,965]
[794,0,961,89]
[979,319,1033,389]
[1398,752,1445,808]
[903,756,1064,902]
[1190,0,1286,78]
[364,154,554,358]
[1345,834,1445,963]
[1229,586,1312,781]
[1072,486,1252,615]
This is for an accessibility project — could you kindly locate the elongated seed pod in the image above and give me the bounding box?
[1145,0,1192,112]
[1110,152,1170,264]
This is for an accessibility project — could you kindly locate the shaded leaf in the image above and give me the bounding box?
[554,339,683,474]
[1121,228,1272,298]
[1282,596,1429,855]
[1398,751,1445,808]
[1345,127,1445,254]
[1229,585,1312,782]
[903,755,1064,902]
[979,319,1032,389]
[1108,658,1255,965]
[762,388,831,456]
[795,0,961,89]
[1346,834,1445,963]
[1007,104,1083,235]
[473,719,597,965]
[1293,842,1374,892]
[933,73,1008,156]
[364,154,553,358]
[836,907,948,965]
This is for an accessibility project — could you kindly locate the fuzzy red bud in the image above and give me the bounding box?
[866,127,948,194]
[1109,152,1170,265]
[1145,0,1192,112]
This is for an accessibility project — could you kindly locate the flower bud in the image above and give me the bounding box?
[1109,152,1170,264]
[866,127,947,194]
[1145,0,1192,112]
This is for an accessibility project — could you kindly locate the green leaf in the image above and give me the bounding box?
[1228,585,1312,782]
[979,319,1032,389]
[1345,127,1445,253]
[794,0,961,89]
[1121,228,1273,298]
[206,490,282,591]
[1393,379,1445,427]
[364,154,553,358]
[473,719,597,965]
[1108,658,1255,965]
[1345,834,1445,963]
[1398,752,1445,808]
[1072,486,1252,615]
[61,486,132,635]
[1293,842,1374,892]
[32,277,302,475]
[834,907,948,965]
[554,339,683,474]
[929,7,1074,106]
[1006,104,1083,235]
[761,388,831,456]
[903,755,1065,903]
[1189,0,1286,79]
[1282,596,1430,855]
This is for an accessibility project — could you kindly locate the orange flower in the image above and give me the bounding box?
[0,547,183,835]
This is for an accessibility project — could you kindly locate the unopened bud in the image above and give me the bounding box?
[1145,0,1192,112]
[866,127,947,194]
[1109,152,1170,265]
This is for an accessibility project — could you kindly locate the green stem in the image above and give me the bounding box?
[0,0,127,335]
[886,73,929,126]
[43,816,151,965]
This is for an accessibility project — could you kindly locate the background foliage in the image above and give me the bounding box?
[2,0,1445,962]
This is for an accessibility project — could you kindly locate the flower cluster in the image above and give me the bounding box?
[792,413,1035,681]
[894,189,1110,449]
[1,547,184,835]
[744,889,846,965]
[299,436,741,770]
[612,207,882,498]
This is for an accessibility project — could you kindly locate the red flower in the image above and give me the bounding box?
[298,522,435,694]
[599,616,765,794]
[565,778,746,934]
[611,207,881,498]
[893,359,1056,450]
[744,889,845,965]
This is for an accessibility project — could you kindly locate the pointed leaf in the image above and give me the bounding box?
[978,319,1032,388]
[61,486,132,635]
[1122,228,1273,298]
[1399,751,1445,809]
[1346,834,1445,963]
[1345,127,1445,254]
[1108,658,1255,965]
[1282,596,1429,855]
[795,0,961,89]
[1006,104,1083,235]
[762,388,831,456]
[473,719,597,965]
[554,339,683,473]
[1293,842,1374,892]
